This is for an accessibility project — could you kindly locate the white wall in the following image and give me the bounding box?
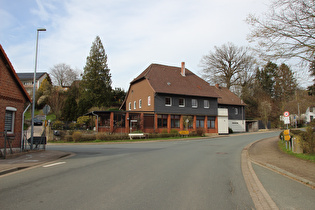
[229,120,246,132]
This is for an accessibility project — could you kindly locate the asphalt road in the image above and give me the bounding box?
[0,131,298,210]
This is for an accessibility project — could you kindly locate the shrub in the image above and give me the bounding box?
[196,128,205,136]
[72,131,82,142]
[301,127,315,154]
[161,129,168,134]
[170,129,179,135]
[79,134,96,142]
[96,132,129,141]
[281,128,315,154]
[64,135,73,142]
[77,116,91,127]
[52,120,64,130]
[69,122,78,130]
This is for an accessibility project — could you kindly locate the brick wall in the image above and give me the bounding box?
[0,53,28,149]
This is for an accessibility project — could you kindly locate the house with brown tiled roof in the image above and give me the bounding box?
[120,62,221,134]
[0,45,32,155]
[213,84,246,132]
[17,72,48,97]
[87,62,245,135]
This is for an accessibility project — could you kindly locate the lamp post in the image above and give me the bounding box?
[30,28,46,150]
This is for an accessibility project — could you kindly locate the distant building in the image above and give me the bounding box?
[304,106,315,123]
[17,72,48,96]
[213,84,246,133]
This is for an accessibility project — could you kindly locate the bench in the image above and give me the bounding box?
[128,133,146,140]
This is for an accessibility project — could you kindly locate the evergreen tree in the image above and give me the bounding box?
[62,84,80,121]
[62,94,78,121]
[111,88,126,108]
[274,63,297,101]
[81,36,112,110]
[256,61,277,97]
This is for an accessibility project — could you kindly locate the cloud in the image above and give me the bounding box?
[1,0,276,90]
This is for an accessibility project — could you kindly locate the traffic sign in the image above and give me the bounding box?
[284,129,290,141]
[283,111,289,117]
[284,116,290,124]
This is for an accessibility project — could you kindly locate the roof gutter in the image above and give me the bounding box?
[91,111,99,133]
[21,103,31,151]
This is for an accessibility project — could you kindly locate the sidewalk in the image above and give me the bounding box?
[0,150,72,176]
[248,136,315,188]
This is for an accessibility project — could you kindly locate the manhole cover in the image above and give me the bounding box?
[216,152,228,155]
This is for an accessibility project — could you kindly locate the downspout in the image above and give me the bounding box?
[91,111,99,133]
[21,103,31,151]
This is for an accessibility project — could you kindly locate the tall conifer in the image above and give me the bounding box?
[80,36,112,109]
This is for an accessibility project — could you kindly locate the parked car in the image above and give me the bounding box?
[33,118,43,126]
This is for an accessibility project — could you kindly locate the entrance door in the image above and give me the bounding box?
[218,108,228,134]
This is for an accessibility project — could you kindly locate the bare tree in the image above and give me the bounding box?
[246,0,315,63]
[50,63,79,86]
[48,87,66,119]
[258,100,272,129]
[200,42,255,90]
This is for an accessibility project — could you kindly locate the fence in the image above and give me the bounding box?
[1,129,46,159]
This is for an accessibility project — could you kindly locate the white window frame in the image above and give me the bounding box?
[139,99,142,109]
[192,99,198,108]
[134,101,136,109]
[148,96,151,106]
[235,107,239,115]
[204,100,210,108]
[129,102,131,110]
[5,107,17,134]
[165,97,172,106]
[179,98,185,107]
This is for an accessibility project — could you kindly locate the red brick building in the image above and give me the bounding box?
[0,45,31,151]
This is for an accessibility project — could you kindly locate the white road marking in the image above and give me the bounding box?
[43,162,66,168]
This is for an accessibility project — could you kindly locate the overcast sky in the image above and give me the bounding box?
[1,0,295,90]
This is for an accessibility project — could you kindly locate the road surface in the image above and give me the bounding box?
[1,132,313,209]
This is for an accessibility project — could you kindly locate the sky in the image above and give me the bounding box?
[1,0,308,90]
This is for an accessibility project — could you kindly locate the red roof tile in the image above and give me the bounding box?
[0,44,32,103]
[213,85,245,106]
[131,63,219,98]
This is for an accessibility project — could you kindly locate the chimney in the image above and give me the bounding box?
[181,62,185,76]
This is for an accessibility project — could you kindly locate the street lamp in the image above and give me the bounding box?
[30,28,46,150]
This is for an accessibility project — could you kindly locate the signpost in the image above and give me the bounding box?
[283,111,290,129]
[284,129,290,150]
[43,104,51,127]
[283,111,291,150]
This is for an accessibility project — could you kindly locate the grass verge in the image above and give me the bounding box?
[278,140,315,163]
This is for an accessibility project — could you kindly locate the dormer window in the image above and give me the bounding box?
[204,100,209,108]
[165,97,172,106]
[192,99,198,108]
[179,98,185,107]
